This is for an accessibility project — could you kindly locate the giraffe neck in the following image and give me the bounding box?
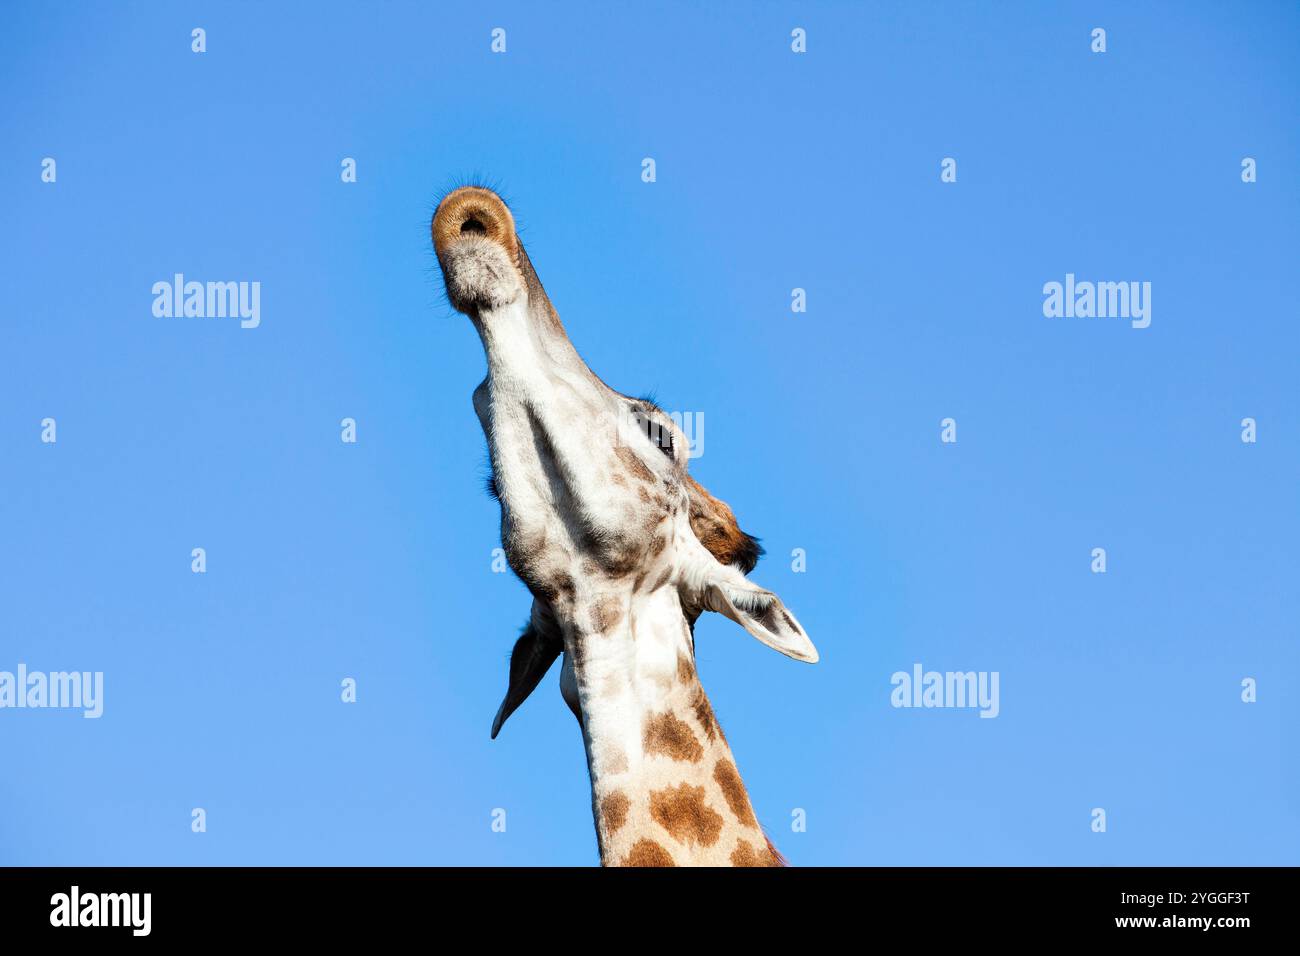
[568,588,782,867]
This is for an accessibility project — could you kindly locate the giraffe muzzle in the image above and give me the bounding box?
[432,187,525,314]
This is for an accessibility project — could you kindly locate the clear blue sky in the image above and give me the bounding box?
[1,1,1296,866]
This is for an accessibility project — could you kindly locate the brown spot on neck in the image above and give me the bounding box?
[621,838,676,867]
[643,711,704,763]
[589,595,624,635]
[677,654,719,743]
[600,791,630,835]
[713,758,758,828]
[677,653,694,684]
[649,783,724,848]
[690,686,719,743]
[731,838,782,867]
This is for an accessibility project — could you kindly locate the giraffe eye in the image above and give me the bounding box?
[633,410,675,459]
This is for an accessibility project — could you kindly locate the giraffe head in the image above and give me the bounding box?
[432,185,817,864]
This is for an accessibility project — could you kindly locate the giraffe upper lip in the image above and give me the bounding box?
[432,186,518,262]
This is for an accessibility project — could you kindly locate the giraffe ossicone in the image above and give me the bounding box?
[431,185,818,866]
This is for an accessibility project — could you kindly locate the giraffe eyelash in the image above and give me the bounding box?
[631,408,675,459]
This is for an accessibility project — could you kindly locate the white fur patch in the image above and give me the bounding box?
[442,236,524,311]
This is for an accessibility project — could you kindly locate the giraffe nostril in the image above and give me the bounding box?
[461,217,487,235]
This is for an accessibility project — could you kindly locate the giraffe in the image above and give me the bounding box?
[431,186,819,866]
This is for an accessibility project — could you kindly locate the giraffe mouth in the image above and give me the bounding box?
[438,235,525,313]
[432,186,525,314]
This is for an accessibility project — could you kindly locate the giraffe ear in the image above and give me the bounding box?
[681,548,818,663]
[705,578,819,663]
[490,612,562,738]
